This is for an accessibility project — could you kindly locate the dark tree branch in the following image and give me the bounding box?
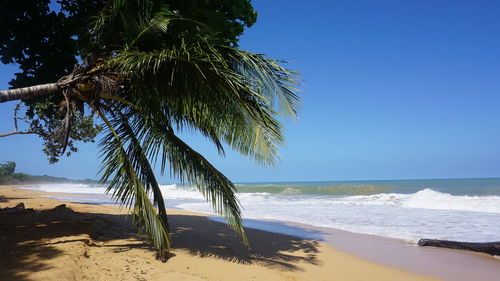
[59,89,73,155]
[13,104,19,131]
[0,131,35,137]
[0,103,34,138]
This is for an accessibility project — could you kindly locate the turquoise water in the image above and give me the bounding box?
[233,178,500,195]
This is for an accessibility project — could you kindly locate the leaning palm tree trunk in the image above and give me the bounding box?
[0,83,60,103]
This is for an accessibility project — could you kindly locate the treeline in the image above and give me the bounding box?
[0,161,98,185]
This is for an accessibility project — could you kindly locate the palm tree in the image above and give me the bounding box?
[0,0,300,259]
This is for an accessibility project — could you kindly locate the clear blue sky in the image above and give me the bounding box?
[1,0,500,183]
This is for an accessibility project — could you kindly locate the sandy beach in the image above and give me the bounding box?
[0,185,497,281]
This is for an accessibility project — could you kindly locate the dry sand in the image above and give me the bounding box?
[0,185,465,281]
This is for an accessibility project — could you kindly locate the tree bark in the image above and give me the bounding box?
[418,238,500,256]
[0,83,59,103]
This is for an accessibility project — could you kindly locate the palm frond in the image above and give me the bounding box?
[94,103,171,258]
[223,47,301,117]
[106,37,298,165]
[134,112,247,243]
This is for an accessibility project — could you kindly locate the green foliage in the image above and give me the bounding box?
[0,173,31,185]
[33,111,102,164]
[0,161,90,184]
[166,0,257,46]
[0,162,16,176]
[0,170,100,185]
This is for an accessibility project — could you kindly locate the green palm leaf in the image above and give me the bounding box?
[95,104,171,257]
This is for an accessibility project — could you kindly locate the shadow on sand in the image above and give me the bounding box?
[0,199,322,280]
[0,202,145,281]
[0,195,29,202]
[170,214,323,270]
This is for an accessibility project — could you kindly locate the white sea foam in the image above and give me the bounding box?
[175,189,500,242]
[158,184,204,200]
[28,183,500,242]
[24,183,108,194]
[280,187,301,194]
[334,188,500,213]
[26,183,179,195]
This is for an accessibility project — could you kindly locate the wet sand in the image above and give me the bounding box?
[283,221,500,281]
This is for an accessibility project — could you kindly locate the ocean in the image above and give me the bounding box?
[24,178,500,243]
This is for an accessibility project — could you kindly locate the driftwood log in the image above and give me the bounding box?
[418,238,500,256]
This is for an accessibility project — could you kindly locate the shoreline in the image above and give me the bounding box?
[210,214,500,281]
[282,221,500,281]
[1,185,498,281]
